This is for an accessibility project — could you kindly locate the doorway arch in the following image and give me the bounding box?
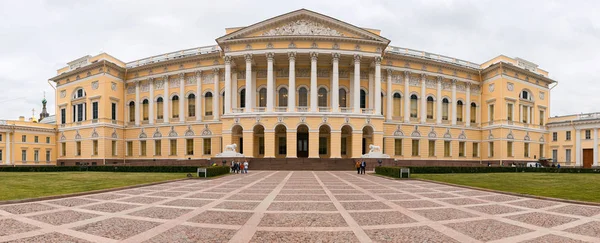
[319,125,331,158]
[341,125,353,158]
[275,124,287,158]
[362,126,374,155]
[297,125,309,158]
[231,125,243,154]
[253,125,265,158]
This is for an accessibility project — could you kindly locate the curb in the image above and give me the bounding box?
[370,173,600,207]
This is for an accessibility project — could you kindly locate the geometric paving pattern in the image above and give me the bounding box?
[0,171,599,242]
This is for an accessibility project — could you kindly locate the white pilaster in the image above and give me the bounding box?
[436,76,442,124]
[420,73,426,123]
[374,56,382,115]
[594,129,598,167]
[451,79,457,125]
[196,71,202,121]
[332,53,340,113]
[353,55,361,113]
[403,71,410,122]
[386,69,392,121]
[224,56,232,115]
[266,53,274,112]
[368,71,374,109]
[213,68,220,120]
[231,70,237,110]
[179,73,185,122]
[245,54,252,112]
[149,78,154,125]
[135,81,140,126]
[576,129,582,166]
[163,75,169,124]
[466,83,471,127]
[288,52,296,112]
[310,52,318,112]
[5,132,10,165]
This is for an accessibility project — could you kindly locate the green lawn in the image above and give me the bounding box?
[0,172,187,201]
[412,173,600,203]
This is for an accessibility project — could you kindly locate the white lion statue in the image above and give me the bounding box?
[225,144,237,153]
[369,144,381,154]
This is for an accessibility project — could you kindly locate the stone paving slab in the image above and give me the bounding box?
[0,171,598,243]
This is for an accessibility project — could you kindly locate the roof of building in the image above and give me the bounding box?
[39,115,56,124]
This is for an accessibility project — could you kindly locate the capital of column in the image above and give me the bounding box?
[466,82,472,87]
[266,52,275,61]
[195,70,202,77]
[212,68,220,74]
[437,76,443,83]
[148,77,154,86]
[420,73,426,80]
[179,72,185,80]
[332,53,340,61]
[451,79,458,85]
[353,54,361,63]
[288,52,296,61]
[135,80,140,86]
[374,56,382,64]
[244,54,253,63]
[404,71,410,77]
[310,52,318,61]
[224,55,232,64]
[163,75,169,81]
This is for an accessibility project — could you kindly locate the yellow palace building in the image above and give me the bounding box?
[0,9,596,169]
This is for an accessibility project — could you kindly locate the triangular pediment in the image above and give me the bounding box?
[216,9,390,44]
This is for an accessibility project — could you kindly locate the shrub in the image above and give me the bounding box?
[0,165,231,177]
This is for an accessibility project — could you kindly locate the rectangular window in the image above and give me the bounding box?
[258,137,265,155]
[444,141,451,157]
[112,103,117,120]
[507,103,513,121]
[552,149,558,163]
[539,110,545,126]
[127,141,133,156]
[186,139,193,155]
[0,150,2,161]
[34,136,38,143]
[46,137,50,144]
[203,138,211,155]
[489,104,495,122]
[428,140,435,157]
[566,131,571,141]
[34,150,39,162]
[77,103,84,121]
[61,108,66,124]
[459,142,465,157]
[92,140,98,156]
[411,139,419,156]
[539,144,544,158]
[61,143,66,156]
[0,134,2,142]
[76,141,81,156]
[278,137,286,155]
[472,142,479,157]
[112,141,117,156]
[552,132,557,141]
[21,150,26,161]
[141,141,147,156]
[585,130,591,139]
[489,142,494,157]
[46,150,50,162]
[92,102,99,120]
[22,135,26,143]
[155,140,161,156]
[565,149,571,163]
[170,139,177,156]
[341,137,347,155]
[319,137,327,155]
[507,141,513,157]
[524,143,530,157]
[522,105,528,123]
[394,139,402,156]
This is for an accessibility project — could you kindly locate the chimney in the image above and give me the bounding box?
[18,116,25,121]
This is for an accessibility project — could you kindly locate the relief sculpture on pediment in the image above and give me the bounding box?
[261,19,345,37]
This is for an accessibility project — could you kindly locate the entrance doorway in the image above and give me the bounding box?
[583,149,593,168]
[297,125,309,158]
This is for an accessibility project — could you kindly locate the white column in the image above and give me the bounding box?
[135,81,140,126]
[179,73,185,122]
[213,68,220,120]
[224,56,232,114]
[368,71,374,109]
[349,71,354,109]
[231,70,237,110]
[149,78,154,125]
[594,129,599,167]
[353,55,361,113]
[386,69,392,121]
[266,53,274,112]
[245,54,252,112]
[332,53,340,113]
[451,79,457,125]
[420,73,426,123]
[374,56,382,115]
[288,52,296,112]
[196,71,202,121]
[5,132,10,165]
[403,71,410,122]
[310,52,318,112]
[519,105,523,123]
[163,75,169,124]
[436,76,442,124]
[466,83,471,127]
[576,129,582,166]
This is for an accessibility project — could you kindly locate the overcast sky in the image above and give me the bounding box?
[1,0,598,120]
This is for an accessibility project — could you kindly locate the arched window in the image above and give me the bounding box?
[258,88,266,107]
[442,98,449,120]
[427,97,434,119]
[73,88,86,99]
[279,88,288,107]
[393,93,401,117]
[470,102,477,123]
[205,92,213,116]
[171,95,179,118]
[156,97,163,119]
[142,99,149,121]
[239,89,246,108]
[339,89,347,107]
[360,90,366,109]
[457,100,463,122]
[520,90,532,100]
[298,87,308,107]
[188,94,195,117]
[410,95,418,118]
[318,87,327,107]
[128,101,135,122]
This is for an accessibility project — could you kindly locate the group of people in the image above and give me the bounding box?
[355,160,367,174]
[231,160,249,174]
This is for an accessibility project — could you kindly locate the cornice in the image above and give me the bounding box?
[126,51,221,73]
[49,60,125,82]
[383,52,481,76]
[0,125,56,133]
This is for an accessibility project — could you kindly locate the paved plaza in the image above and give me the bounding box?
[1,172,600,242]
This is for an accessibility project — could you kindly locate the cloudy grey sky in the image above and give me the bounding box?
[1,0,598,120]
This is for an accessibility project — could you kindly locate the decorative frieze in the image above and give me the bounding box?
[339,69,349,78]
[186,76,196,86]
[111,82,117,91]
[456,83,466,92]
[425,79,436,89]
[261,19,344,37]
[60,90,66,98]
[127,84,135,94]
[392,74,404,84]
[409,76,420,87]
[202,73,214,84]
[442,81,452,91]
[169,78,179,88]
[317,69,330,78]
[141,82,149,92]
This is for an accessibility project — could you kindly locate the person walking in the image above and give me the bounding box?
[360,160,367,174]
[355,160,361,174]
[239,161,245,174]
[243,160,249,174]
